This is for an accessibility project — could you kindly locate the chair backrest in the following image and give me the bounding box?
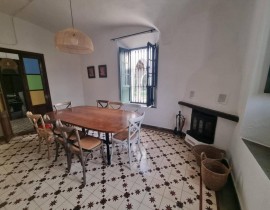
[108,101,123,109]
[120,103,141,112]
[137,105,152,115]
[97,100,109,108]
[55,119,68,140]
[128,112,145,141]
[26,111,50,138]
[53,101,71,111]
[56,125,82,154]
[26,111,45,130]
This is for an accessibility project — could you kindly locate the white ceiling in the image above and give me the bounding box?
[0,0,189,36]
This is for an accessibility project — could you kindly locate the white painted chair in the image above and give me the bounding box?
[111,112,145,169]
[120,103,141,112]
[108,101,123,110]
[53,101,71,111]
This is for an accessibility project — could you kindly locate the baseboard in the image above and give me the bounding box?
[216,161,241,210]
[142,124,174,134]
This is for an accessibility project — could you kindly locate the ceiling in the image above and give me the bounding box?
[0,0,189,37]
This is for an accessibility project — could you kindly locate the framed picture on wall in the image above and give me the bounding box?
[87,66,95,78]
[98,65,107,78]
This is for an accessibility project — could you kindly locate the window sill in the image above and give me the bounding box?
[242,138,270,180]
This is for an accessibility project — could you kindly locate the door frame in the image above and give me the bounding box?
[0,47,53,116]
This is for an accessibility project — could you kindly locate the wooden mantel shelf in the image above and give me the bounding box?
[178,101,239,122]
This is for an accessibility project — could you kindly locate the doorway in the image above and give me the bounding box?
[0,48,52,136]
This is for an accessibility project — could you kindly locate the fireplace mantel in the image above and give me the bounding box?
[178,101,239,122]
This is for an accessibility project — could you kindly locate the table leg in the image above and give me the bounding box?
[105,133,111,165]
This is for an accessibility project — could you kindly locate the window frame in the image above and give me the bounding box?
[118,43,158,107]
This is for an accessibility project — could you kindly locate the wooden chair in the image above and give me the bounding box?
[121,103,141,112]
[43,115,85,161]
[97,100,109,108]
[108,101,123,109]
[26,111,54,159]
[96,100,109,138]
[111,112,145,169]
[53,101,71,111]
[57,125,104,186]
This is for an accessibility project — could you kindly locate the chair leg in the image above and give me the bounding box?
[138,142,142,156]
[111,141,114,159]
[78,155,86,186]
[46,141,50,160]
[38,138,42,153]
[63,146,70,170]
[100,145,105,163]
[67,153,73,173]
[54,141,59,161]
[128,142,131,169]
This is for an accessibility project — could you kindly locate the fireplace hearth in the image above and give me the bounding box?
[187,109,217,144]
[178,101,239,146]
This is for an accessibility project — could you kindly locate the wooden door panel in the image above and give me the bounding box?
[20,54,52,115]
[0,47,52,116]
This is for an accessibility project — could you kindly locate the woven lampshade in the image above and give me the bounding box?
[0,58,18,71]
[55,28,94,54]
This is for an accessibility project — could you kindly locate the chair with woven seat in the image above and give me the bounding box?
[120,103,141,112]
[53,101,71,111]
[111,112,145,169]
[97,100,109,108]
[57,125,104,186]
[43,115,85,161]
[26,111,54,159]
[108,101,123,109]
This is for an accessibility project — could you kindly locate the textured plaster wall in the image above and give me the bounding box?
[0,12,85,108]
[227,0,270,209]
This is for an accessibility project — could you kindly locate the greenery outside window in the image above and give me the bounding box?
[119,42,158,107]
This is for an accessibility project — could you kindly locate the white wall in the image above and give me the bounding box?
[82,1,246,130]
[0,1,268,208]
[80,1,270,209]
[228,0,270,209]
[0,12,85,107]
[241,94,270,147]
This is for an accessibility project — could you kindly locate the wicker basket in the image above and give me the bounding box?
[191,144,225,166]
[201,153,231,191]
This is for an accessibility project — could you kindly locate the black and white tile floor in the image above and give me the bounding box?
[0,129,217,210]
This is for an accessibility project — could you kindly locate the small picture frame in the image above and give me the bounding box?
[98,65,107,78]
[87,66,95,78]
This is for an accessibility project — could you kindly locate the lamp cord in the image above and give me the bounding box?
[70,0,74,29]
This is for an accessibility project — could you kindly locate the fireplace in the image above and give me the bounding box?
[187,109,217,144]
[178,101,239,147]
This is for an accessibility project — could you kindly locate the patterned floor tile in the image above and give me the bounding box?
[105,188,125,209]
[119,197,141,210]
[81,193,100,210]
[159,196,180,210]
[0,128,218,210]
[180,191,200,210]
[142,190,163,209]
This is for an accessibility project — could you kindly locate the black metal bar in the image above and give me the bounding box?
[178,101,239,122]
[111,29,157,41]
[105,133,111,165]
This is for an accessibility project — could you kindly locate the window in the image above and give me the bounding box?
[119,42,158,106]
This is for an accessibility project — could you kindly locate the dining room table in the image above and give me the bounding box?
[46,105,139,165]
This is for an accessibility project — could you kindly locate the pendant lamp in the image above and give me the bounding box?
[0,57,18,72]
[55,0,94,54]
